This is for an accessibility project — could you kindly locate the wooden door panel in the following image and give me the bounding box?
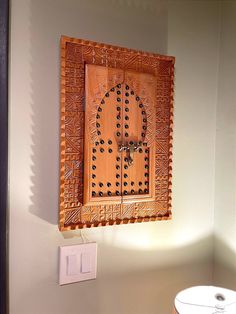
[84,65,156,206]
[120,71,156,203]
[84,65,123,205]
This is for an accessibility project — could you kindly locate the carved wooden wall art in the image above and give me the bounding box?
[59,36,175,231]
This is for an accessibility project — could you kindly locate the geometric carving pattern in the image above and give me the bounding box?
[60,36,175,230]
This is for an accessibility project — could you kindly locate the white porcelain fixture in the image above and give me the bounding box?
[174,286,236,314]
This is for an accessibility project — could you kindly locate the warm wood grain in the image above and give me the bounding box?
[84,65,123,206]
[84,65,156,206]
[59,36,175,230]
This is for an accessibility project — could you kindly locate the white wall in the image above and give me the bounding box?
[214,0,236,289]
[9,1,220,313]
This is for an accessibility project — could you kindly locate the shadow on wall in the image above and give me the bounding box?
[28,0,168,225]
[213,235,236,290]
[84,260,212,314]
[11,234,213,314]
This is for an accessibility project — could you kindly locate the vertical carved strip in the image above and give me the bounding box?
[59,37,67,230]
[168,61,175,215]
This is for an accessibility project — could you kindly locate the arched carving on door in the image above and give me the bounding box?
[84,64,156,206]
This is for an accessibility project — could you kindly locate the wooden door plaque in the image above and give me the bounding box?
[84,64,156,206]
[60,36,175,230]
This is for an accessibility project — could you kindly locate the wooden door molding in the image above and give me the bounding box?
[59,36,174,231]
[0,0,9,312]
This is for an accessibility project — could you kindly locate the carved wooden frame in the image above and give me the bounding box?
[59,36,175,231]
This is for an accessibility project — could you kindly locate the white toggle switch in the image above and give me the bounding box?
[81,252,91,273]
[59,242,97,285]
[67,255,78,276]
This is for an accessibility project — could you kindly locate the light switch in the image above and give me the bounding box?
[81,252,91,273]
[67,255,78,276]
[59,242,97,285]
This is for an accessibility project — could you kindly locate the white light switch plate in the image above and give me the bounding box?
[59,242,97,285]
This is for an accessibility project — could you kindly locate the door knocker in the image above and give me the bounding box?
[118,142,142,166]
